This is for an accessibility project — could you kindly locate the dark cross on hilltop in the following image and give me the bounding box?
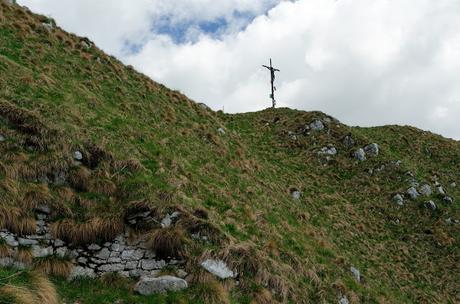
[262,58,280,108]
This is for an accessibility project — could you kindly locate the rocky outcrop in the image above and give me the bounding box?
[134,275,188,295]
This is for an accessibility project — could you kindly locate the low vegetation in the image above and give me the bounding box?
[0,1,459,303]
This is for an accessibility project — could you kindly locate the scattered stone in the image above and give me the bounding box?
[353,148,366,161]
[0,135,5,142]
[291,190,301,200]
[436,186,445,195]
[217,127,226,135]
[134,276,188,295]
[343,135,354,149]
[350,266,361,282]
[425,201,437,211]
[73,150,83,161]
[406,187,420,200]
[161,211,181,228]
[339,296,349,304]
[310,120,325,131]
[176,269,188,279]
[363,143,379,156]
[450,182,457,188]
[392,194,404,206]
[319,146,337,156]
[419,184,432,196]
[443,196,454,204]
[42,22,54,31]
[68,266,96,281]
[198,103,210,110]
[201,259,235,279]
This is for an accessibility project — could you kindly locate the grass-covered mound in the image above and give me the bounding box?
[0,1,459,303]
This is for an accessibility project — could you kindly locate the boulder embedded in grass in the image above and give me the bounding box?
[201,259,235,279]
[134,275,188,295]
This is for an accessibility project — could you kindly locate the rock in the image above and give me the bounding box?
[443,196,454,204]
[125,261,138,270]
[95,248,111,260]
[198,103,210,110]
[55,247,68,258]
[134,276,188,295]
[18,237,37,246]
[419,184,432,196]
[201,259,235,279]
[99,263,125,273]
[0,257,14,267]
[68,266,96,281]
[353,149,366,161]
[392,194,404,206]
[310,120,325,131]
[425,200,437,211]
[339,296,349,304]
[161,211,181,228]
[77,257,88,264]
[54,239,65,247]
[0,135,5,142]
[0,233,18,247]
[406,187,420,200]
[141,259,166,271]
[108,257,122,263]
[73,150,83,161]
[4,0,14,6]
[31,245,53,258]
[350,266,361,282]
[319,146,337,156]
[450,182,457,188]
[436,186,445,195]
[343,135,355,149]
[121,249,144,261]
[42,22,53,31]
[88,244,101,251]
[363,143,379,156]
[217,127,226,135]
[291,190,301,200]
[176,269,188,279]
[111,243,125,252]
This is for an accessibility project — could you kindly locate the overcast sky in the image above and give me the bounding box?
[18,0,460,140]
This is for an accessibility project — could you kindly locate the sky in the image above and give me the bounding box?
[18,0,460,140]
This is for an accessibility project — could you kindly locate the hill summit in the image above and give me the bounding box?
[0,2,459,303]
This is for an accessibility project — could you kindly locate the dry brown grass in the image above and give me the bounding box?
[16,247,33,265]
[251,289,275,304]
[89,177,117,196]
[67,166,91,191]
[51,216,123,245]
[34,257,73,278]
[112,158,144,173]
[147,226,186,259]
[8,216,36,236]
[0,272,59,304]
[0,243,14,258]
[22,183,52,211]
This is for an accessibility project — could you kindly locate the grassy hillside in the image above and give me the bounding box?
[0,2,459,303]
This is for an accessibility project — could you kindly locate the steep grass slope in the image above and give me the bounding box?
[0,2,459,303]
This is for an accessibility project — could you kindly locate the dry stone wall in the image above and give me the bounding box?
[0,207,185,281]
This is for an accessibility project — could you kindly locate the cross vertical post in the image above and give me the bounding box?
[262,58,280,108]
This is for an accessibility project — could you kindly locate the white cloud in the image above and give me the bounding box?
[18,0,460,139]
